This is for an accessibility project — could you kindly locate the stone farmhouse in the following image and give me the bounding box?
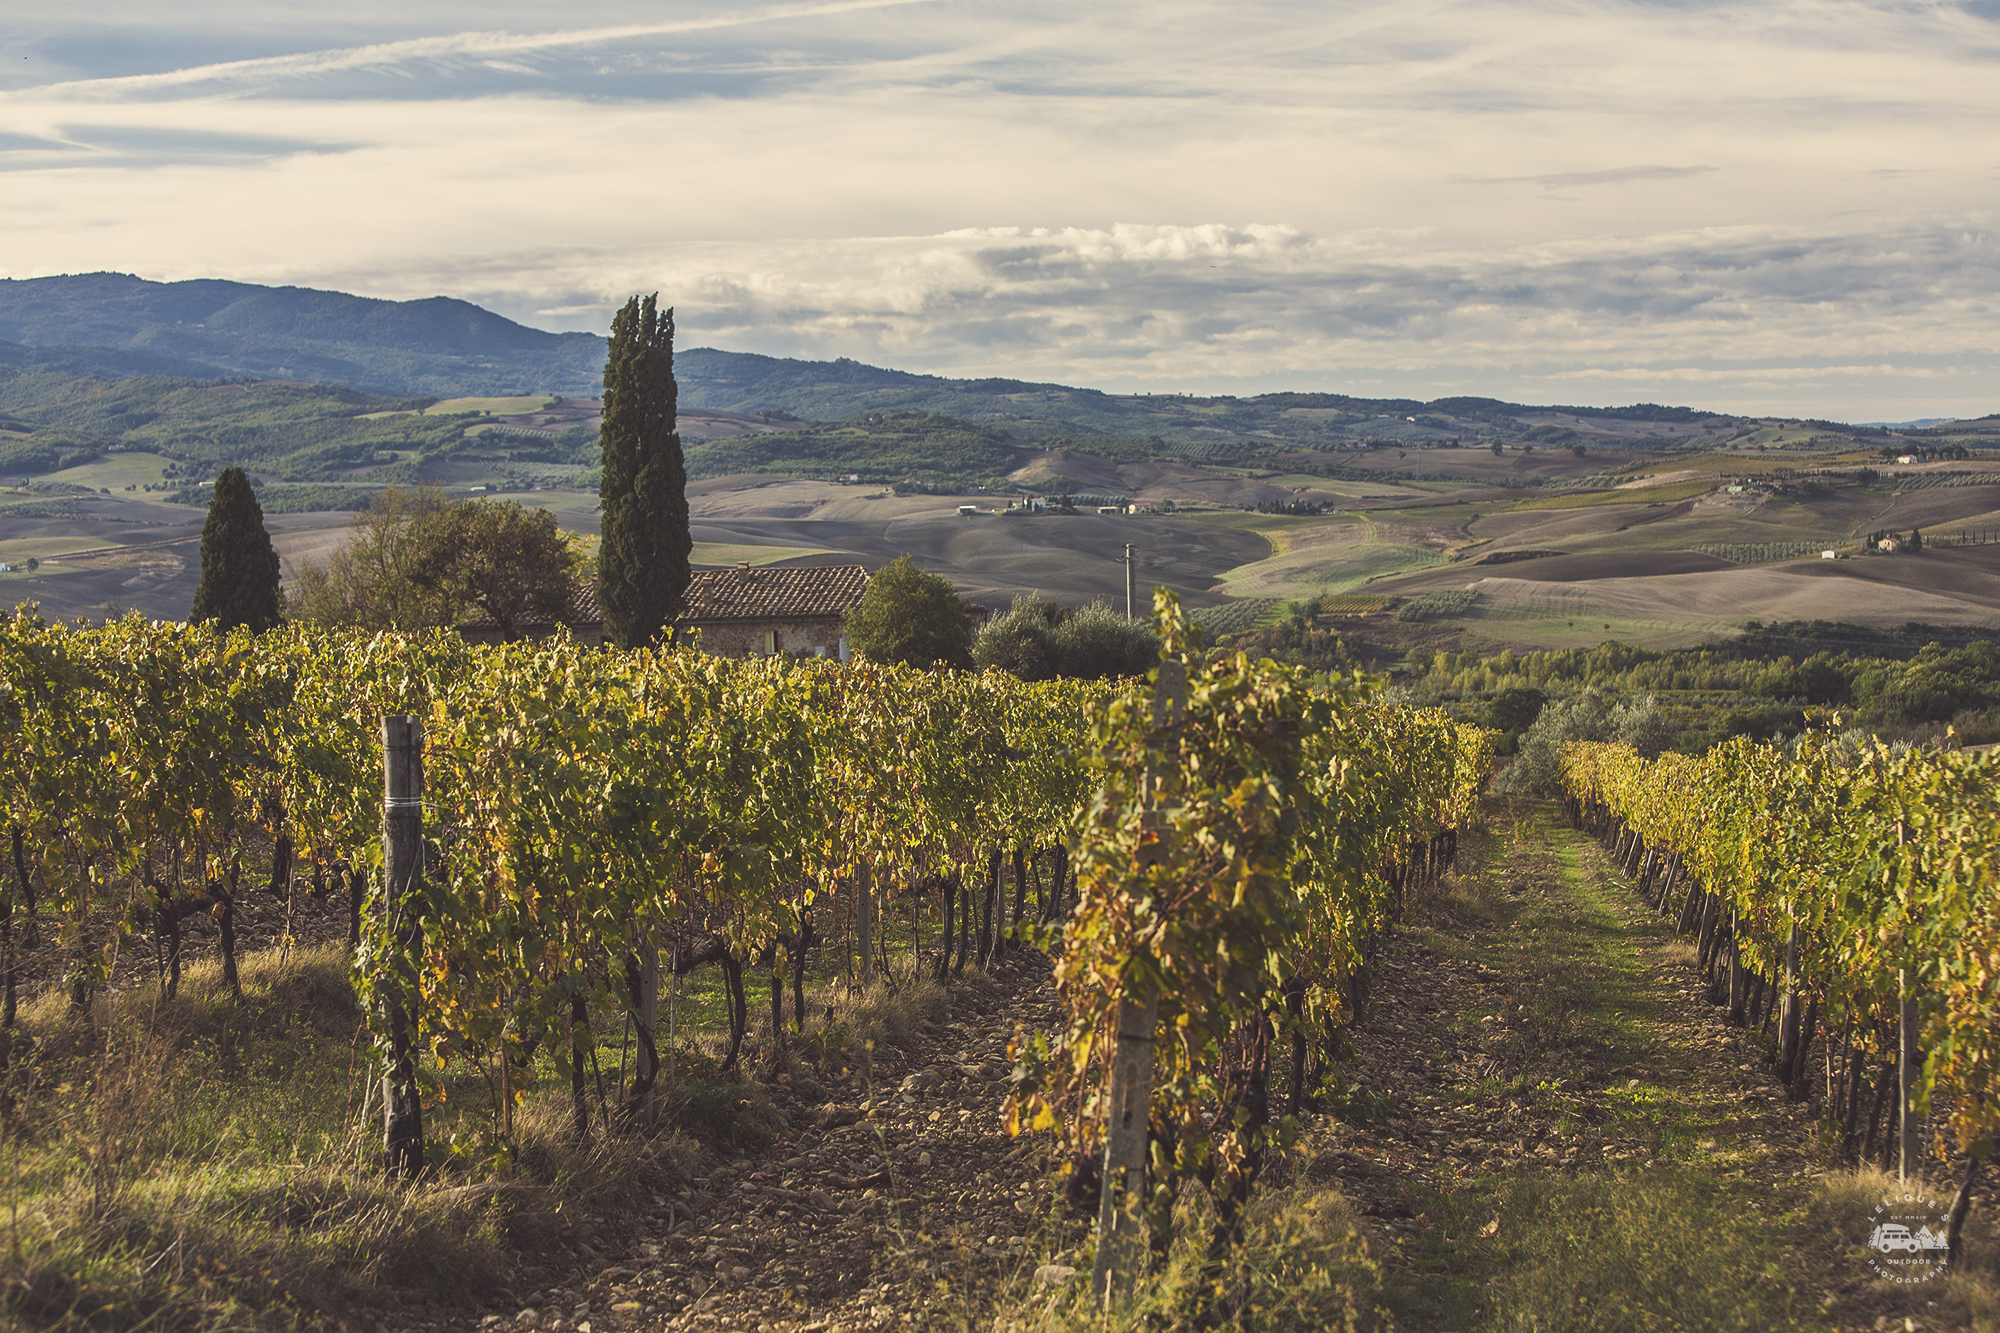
[462,562,872,658]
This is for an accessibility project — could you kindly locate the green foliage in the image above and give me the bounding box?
[1714,703,1808,742]
[1849,639,2000,725]
[1746,652,1854,705]
[0,434,70,474]
[1500,692,1674,795]
[189,466,281,632]
[845,555,974,670]
[169,482,378,513]
[288,488,578,638]
[1694,541,1832,564]
[1564,735,2000,1170]
[1396,588,1480,622]
[1211,600,1350,673]
[1486,686,1548,735]
[0,368,463,481]
[684,411,1024,487]
[974,594,1159,680]
[410,499,578,641]
[1012,592,1492,1271]
[597,295,691,650]
[1185,598,1282,637]
[288,487,458,630]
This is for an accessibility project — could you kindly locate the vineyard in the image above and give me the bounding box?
[1562,737,2000,1261]
[1693,541,1835,564]
[0,593,1492,1328]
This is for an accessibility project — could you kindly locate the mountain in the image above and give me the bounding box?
[0,273,606,397]
[675,348,1750,458]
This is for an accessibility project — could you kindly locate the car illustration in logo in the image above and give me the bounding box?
[1870,1223,1921,1254]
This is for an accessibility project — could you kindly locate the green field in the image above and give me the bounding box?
[1503,480,1718,511]
[0,535,114,563]
[1197,512,1447,598]
[422,395,557,417]
[689,542,839,567]
[39,454,171,490]
[1217,538,1446,597]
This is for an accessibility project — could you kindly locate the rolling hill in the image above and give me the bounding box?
[0,274,605,397]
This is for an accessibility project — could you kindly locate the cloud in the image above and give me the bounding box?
[0,125,354,170]
[1457,165,1718,189]
[282,216,1993,416]
[0,0,1996,418]
[11,0,934,100]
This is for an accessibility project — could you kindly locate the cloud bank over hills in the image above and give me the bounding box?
[3,1,1996,418]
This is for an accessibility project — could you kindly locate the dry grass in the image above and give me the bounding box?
[974,1184,1388,1333]
[1806,1164,2000,1332]
[0,946,701,1331]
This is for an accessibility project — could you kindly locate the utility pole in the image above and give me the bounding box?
[1124,544,1136,621]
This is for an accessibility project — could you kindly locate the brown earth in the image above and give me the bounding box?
[1465,568,1999,629]
[437,807,1998,1332]
[444,956,1082,1333]
[1855,485,2000,534]
[1307,448,1625,484]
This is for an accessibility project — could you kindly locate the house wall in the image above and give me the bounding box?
[683,616,850,660]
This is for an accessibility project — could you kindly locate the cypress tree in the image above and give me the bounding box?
[189,466,282,632]
[597,294,692,648]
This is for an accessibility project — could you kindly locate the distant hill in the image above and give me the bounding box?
[0,335,233,381]
[674,348,1751,457]
[0,273,605,398]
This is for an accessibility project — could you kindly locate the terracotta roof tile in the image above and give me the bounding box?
[673,563,870,623]
[461,563,870,633]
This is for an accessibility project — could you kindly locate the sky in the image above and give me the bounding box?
[2,1,1998,419]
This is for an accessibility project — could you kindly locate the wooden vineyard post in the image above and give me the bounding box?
[1092,657,1186,1308]
[1895,819,1922,1185]
[1899,967,1921,1184]
[857,862,874,985]
[381,715,426,1179]
[1092,988,1162,1306]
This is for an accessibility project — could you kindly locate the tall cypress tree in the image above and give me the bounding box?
[597,294,692,648]
[189,466,282,632]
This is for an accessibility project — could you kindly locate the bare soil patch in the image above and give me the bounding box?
[1785,545,2000,608]
[1858,484,2000,533]
[1467,564,2000,629]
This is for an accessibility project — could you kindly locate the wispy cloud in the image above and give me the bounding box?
[10,0,932,99]
[292,216,1994,417]
[0,0,1997,417]
[1456,165,1718,189]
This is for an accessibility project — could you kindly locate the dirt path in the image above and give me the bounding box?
[1290,805,1993,1332]
[487,957,1077,1333]
[478,806,1995,1333]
